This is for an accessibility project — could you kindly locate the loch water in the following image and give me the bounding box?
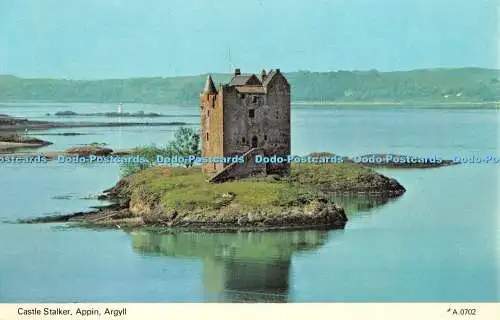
[0,102,498,302]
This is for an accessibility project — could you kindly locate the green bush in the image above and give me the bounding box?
[119,145,163,178]
[119,127,201,178]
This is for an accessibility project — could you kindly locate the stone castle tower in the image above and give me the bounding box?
[200,68,291,182]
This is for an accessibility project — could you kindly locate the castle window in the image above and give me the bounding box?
[207,110,210,117]
[264,135,267,141]
[251,136,258,148]
[206,132,209,141]
[242,137,246,143]
[252,96,258,103]
[249,109,255,118]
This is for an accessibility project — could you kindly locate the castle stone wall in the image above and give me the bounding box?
[201,91,224,176]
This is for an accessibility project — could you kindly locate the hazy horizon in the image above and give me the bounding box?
[1,66,499,81]
[1,0,498,79]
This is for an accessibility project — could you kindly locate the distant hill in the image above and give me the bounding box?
[0,68,498,105]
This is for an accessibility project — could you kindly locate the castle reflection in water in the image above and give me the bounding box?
[130,194,390,302]
[131,229,331,302]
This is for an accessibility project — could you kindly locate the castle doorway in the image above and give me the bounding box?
[251,136,258,148]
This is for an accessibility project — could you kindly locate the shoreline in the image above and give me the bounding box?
[18,205,348,233]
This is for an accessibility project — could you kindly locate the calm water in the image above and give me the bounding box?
[0,102,498,302]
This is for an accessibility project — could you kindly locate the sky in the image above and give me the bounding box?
[0,0,498,79]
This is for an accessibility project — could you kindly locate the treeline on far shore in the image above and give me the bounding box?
[0,67,498,105]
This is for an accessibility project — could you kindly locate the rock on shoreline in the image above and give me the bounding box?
[65,146,114,156]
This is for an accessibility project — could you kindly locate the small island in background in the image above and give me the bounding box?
[0,114,190,134]
[0,130,52,152]
[51,110,167,117]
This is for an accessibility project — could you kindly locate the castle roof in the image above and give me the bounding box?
[203,75,217,94]
[223,69,284,91]
[229,74,262,86]
[262,70,278,87]
[230,75,252,86]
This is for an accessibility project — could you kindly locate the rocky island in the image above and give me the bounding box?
[0,131,52,152]
[21,162,406,231]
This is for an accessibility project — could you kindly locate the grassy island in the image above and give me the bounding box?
[23,162,405,232]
